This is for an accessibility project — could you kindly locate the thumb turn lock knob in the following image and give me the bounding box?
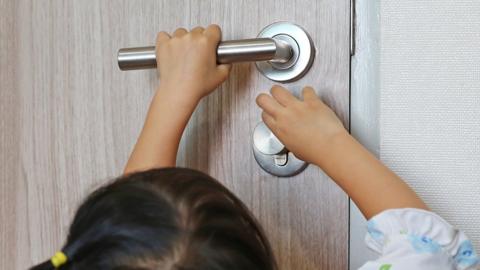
[252,122,308,177]
[253,122,286,155]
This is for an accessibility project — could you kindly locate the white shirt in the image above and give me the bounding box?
[359,208,479,270]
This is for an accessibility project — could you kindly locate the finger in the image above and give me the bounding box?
[156,31,171,44]
[216,64,232,80]
[204,24,222,43]
[270,85,298,107]
[262,111,277,130]
[302,86,318,101]
[191,26,205,34]
[173,27,187,37]
[256,93,283,117]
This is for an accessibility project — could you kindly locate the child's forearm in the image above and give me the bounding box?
[123,25,230,174]
[124,86,198,174]
[313,131,429,219]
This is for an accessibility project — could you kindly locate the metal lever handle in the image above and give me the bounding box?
[118,38,293,71]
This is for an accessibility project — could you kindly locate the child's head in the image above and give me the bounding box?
[31,168,276,270]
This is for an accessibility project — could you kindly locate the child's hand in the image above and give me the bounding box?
[256,85,347,164]
[155,25,231,103]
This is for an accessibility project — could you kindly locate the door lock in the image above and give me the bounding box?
[252,122,308,177]
[117,22,315,82]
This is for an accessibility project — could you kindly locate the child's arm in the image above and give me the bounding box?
[124,25,231,174]
[256,85,428,219]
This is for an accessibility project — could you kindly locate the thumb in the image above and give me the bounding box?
[216,64,232,81]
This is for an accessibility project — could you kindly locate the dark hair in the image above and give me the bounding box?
[31,168,277,270]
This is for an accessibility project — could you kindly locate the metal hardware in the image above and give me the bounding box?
[252,122,308,177]
[117,22,315,82]
[217,38,292,64]
[118,47,157,70]
[118,38,293,70]
[253,122,286,155]
[256,22,315,82]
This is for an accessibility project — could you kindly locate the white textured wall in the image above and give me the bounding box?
[379,0,480,250]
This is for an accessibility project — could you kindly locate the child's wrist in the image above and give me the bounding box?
[155,84,202,107]
[312,130,351,167]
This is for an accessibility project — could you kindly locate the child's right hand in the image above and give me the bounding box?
[155,25,232,104]
[256,85,347,164]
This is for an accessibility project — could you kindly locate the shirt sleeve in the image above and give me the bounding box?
[358,208,479,270]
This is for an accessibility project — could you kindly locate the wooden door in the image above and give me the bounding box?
[0,0,350,269]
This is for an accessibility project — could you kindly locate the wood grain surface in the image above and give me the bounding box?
[0,1,350,269]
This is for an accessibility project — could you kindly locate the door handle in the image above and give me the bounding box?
[117,22,315,82]
[118,38,293,70]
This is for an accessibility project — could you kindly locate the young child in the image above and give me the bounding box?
[31,25,479,270]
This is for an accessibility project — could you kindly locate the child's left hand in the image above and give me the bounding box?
[155,25,232,103]
[256,85,347,164]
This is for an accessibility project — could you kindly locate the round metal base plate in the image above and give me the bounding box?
[256,22,315,82]
[253,147,308,177]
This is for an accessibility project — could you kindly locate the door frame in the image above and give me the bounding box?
[349,0,381,268]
